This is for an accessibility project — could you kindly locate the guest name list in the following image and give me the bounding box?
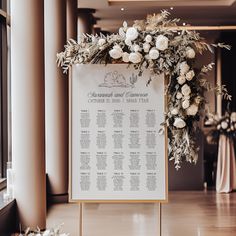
[71,64,167,201]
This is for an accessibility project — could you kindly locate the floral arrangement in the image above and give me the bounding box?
[18,224,69,236]
[57,10,231,169]
[205,111,236,144]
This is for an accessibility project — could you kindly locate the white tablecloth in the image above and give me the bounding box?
[216,135,236,193]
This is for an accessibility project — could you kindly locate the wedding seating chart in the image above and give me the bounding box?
[70,64,167,202]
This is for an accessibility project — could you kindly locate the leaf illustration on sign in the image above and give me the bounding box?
[99,71,137,88]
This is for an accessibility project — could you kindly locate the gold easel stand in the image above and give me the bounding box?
[79,202,163,236]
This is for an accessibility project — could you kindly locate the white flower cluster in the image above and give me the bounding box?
[206,112,236,134]
[171,59,200,129]
[57,11,230,169]
[109,22,169,65]
[19,225,69,236]
[217,113,236,132]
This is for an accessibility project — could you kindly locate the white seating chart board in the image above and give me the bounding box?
[70,64,168,202]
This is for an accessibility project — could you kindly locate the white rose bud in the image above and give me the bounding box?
[184,96,190,100]
[180,61,190,75]
[231,112,236,122]
[113,45,122,50]
[126,27,139,41]
[182,99,190,109]
[98,38,106,47]
[181,84,191,96]
[177,75,186,85]
[186,46,196,59]
[176,92,183,99]
[119,27,126,37]
[43,230,51,236]
[133,44,141,52]
[78,57,83,63]
[149,48,160,60]
[186,70,195,81]
[145,34,152,43]
[123,21,128,29]
[122,52,129,63]
[186,104,198,116]
[129,52,142,63]
[217,124,221,130]
[231,125,234,131]
[125,38,132,46]
[109,47,123,59]
[221,121,228,129]
[143,43,151,53]
[173,118,186,129]
[171,108,179,115]
[155,35,169,51]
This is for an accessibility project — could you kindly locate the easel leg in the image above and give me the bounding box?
[79,203,83,236]
[158,203,162,236]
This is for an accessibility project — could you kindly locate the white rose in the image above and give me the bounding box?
[173,118,186,129]
[180,61,190,75]
[176,92,183,99]
[184,95,190,100]
[113,45,122,50]
[181,84,191,96]
[133,44,141,52]
[186,47,196,59]
[144,54,151,60]
[155,35,169,51]
[186,104,198,116]
[149,48,160,60]
[145,34,152,43]
[186,70,195,81]
[126,27,139,41]
[143,43,151,52]
[129,52,142,63]
[221,121,228,129]
[122,52,129,63]
[171,108,179,115]
[182,99,190,109]
[109,47,123,59]
[231,112,236,122]
[177,75,186,85]
[125,38,132,46]
[98,38,106,47]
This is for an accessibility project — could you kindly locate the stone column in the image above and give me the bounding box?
[45,0,68,200]
[67,0,77,39]
[77,8,96,39]
[11,0,46,228]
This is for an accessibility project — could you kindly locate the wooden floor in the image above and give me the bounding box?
[47,191,236,236]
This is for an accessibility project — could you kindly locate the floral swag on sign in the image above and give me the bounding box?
[57,10,231,169]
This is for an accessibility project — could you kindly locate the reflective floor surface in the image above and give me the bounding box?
[47,191,236,236]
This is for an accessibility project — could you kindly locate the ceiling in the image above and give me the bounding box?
[78,0,236,32]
